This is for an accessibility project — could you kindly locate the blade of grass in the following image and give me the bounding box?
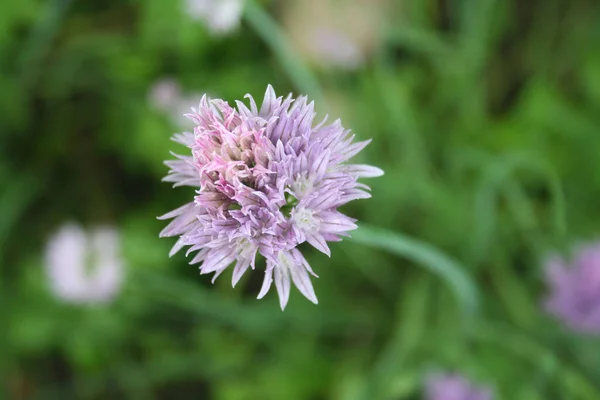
[130,268,371,337]
[372,64,431,177]
[361,275,432,400]
[499,153,567,237]
[473,321,600,397]
[489,257,538,330]
[18,0,73,87]
[385,26,451,59]
[351,225,478,317]
[469,152,567,265]
[0,172,45,261]
[0,170,45,400]
[469,163,501,266]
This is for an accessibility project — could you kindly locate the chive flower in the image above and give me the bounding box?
[159,85,382,309]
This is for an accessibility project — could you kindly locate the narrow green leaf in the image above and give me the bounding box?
[0,172,44,258]
[363,275,432,400]
[473,321,600,398]
[130,268,368,337]
[498,153,567,237]
[489,259,538,330]
[385,26,451,58]
[351,225,478,316]
[18,0,73,86]
[469,152,567,265]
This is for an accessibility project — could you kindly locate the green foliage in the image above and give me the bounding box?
[2,0,600,398]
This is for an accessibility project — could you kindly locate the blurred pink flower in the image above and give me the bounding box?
[544,242,600,334]
[44,224,124,304]
[425,373,493,400]
[148,78,182,111]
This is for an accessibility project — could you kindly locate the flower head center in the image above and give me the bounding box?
[292,174,313,199]
[293,208,320,231]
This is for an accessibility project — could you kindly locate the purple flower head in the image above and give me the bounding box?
[544,242,600,334]
[159,85,383,309]
[425,373,493,400]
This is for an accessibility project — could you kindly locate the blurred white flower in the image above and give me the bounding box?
[148,78,182,111]
[44,223,125,304]
[184,0,244,35]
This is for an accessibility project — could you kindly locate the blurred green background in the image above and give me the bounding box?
[2,0,600,398]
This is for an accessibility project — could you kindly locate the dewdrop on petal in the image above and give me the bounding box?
[44,223,125,304]
[159,85,383,309]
